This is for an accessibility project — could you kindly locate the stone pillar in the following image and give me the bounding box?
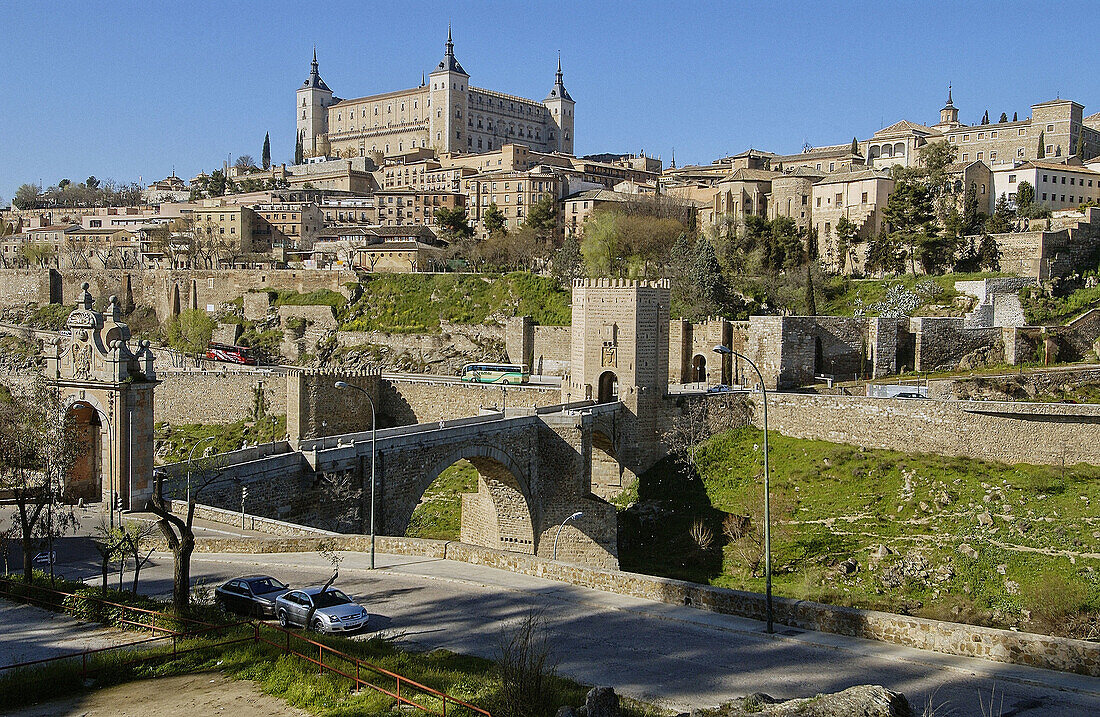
[505,315,535,369]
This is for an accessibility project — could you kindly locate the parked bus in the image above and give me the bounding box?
[459,363,529,384]
[205,343,258,366]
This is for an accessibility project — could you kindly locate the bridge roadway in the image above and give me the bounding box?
[58,547,1100,715]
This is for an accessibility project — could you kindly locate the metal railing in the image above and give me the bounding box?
[0,579,490,716]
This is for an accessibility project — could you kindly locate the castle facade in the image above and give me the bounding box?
[297,29,574,161]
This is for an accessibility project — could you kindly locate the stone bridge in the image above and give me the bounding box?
[163,402,629,568]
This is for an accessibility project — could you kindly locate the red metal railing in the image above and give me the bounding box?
[0,579,491,716]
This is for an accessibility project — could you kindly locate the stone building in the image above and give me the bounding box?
[811,169,895,272]
[297,31,575,160]
[993,161,1100,211]
[463,168,563,236]
[374,189,465,229]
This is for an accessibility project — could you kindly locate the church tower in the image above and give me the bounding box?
[428,26,470,154]
[296,48,333,158]
[544,55,575,154]
[934,85,961,131]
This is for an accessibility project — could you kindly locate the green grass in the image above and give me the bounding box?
[619,427,1100,637]
[337,273,571,334]
[406,461,478,540]
[259,288,347,309]
[155,415,287,464]
[1022,283,1100,325]
[818,272,1004,317]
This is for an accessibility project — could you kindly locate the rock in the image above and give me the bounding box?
[697,685,912,716]
[585,687,619,717]
[1005,579,1019,595]
[556,708,577,717]
[870,545,891,560]
[996,564,1007,575]
[958,543,979,559]
[839,558,859,575]
[918,501,930,512]
[977,512,993,527]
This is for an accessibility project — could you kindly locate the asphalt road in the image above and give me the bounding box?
[63,548,1100,716]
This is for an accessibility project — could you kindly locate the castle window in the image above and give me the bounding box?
[1018,128,1026,136]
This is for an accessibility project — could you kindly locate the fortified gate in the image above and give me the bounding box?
[42,283,158,509]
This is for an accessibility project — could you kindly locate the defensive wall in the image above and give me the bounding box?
[0,267,357,319]
[155,369,288,425]
[175,526,1100,678]
[743,392,1100,466]
[986,207,1100,280]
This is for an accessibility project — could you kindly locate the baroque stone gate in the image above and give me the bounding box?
[43,284,158,508]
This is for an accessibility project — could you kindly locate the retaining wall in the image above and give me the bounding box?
[182,526,1100,678]
[155,370,288,425]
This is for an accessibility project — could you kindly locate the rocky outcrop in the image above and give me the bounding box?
[690,685,912,717]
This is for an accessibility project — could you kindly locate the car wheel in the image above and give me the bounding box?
[278,610,290,628]
[311,617,325,633]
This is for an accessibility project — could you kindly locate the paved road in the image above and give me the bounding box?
[0,600,135,668]
[94,550,1100,715]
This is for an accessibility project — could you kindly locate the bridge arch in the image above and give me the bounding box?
[405,444,537,554]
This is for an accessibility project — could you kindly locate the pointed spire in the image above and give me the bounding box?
[446,23,454,55]
[947,83,953,105]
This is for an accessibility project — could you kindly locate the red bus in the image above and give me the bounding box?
[205,343,258,366]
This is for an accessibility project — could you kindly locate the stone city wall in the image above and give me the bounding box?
[910,317,1002,372]
[0,268,357,319]
[748,392,1100,466]
[154,369,287,425]
[182,527,1099,678]
[379,377,560,425]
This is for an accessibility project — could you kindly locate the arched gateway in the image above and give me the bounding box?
[42,284,158,509]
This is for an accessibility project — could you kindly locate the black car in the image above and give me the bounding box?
[215,575,290,617]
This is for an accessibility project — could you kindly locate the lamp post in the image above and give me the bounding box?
[187,435,217,506]
[713,345,773,634]
[334,381,378,569]
[552,511,583,560]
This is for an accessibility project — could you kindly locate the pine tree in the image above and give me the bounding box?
[1075,133,1084,158]
[262,132,271,170]
[851,137,859,155]
[1037,131,1045,159]
[999,112,1008,123]
[804,265,817,316]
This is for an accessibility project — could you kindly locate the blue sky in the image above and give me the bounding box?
[1,0,1096,203]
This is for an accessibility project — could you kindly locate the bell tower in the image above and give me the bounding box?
[935,85,961,130]
[428,26,470,154]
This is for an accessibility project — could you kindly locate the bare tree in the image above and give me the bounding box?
[662,395,749,467]
[91,518,125,595]
[144,455,226,613]
[119,520,158,593]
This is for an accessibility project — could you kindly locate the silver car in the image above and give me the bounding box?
[275,587,369,633]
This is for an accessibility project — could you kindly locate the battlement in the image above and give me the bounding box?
[572,278,670,290]
[285,367,381,378]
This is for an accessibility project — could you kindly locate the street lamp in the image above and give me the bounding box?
[552,511,583,560]
[334,381,378,569]
[713,345,773,634]
[187,435,217,506]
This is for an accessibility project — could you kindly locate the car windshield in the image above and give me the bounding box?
[249,578,287,594]
[312,590,351,608]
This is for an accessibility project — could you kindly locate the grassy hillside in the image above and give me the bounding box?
[618,427,1100,639]
[818,272,1003,317]
[406,461,478,540]
[338,273,570,333]
[1022,283,1100,325]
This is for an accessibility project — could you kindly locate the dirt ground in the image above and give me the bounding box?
[5,672,310,717]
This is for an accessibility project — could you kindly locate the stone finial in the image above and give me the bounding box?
[77,282,94,309]
[108,294,121,322]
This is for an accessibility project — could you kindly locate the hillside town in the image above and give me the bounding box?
[1,12,1099,717]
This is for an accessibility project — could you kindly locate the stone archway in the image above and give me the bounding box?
[416,445,537,554]
[692,354,707,383]
[597,371,618,404]
[64,400,104,502]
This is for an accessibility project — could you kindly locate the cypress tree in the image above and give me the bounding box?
[981,110,989,125]
[1076,133,1084,158]
[262,132,271,169]
[999,112,1008,123]
[804,266,817,316]
[690,236,724,317]
[1037,131,1045,159]
[1013,112,1018,122]
[851,137,859,155]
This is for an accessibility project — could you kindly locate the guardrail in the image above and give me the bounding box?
[0,579,491,716]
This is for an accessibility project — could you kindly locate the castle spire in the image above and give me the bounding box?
[946,84,953,106]
[433,24,467,75]
[446,23,454,56]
